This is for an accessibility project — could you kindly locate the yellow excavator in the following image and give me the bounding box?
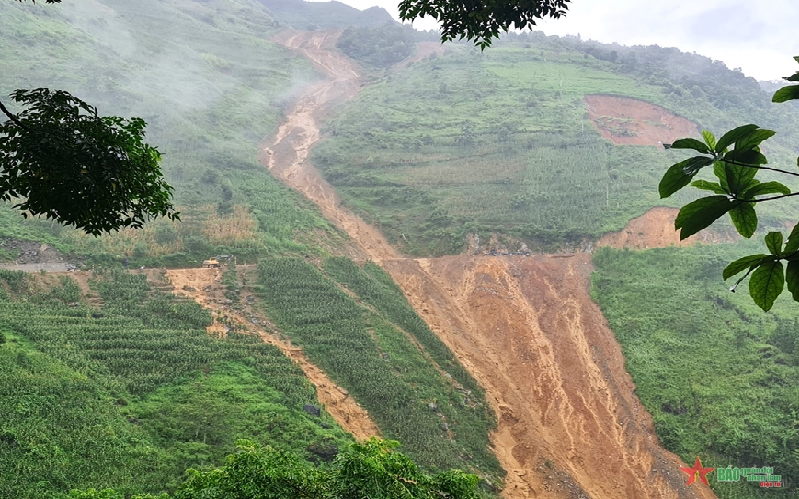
[201,255,235,268]
[202,258,220,268]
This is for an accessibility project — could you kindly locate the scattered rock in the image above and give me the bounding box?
[303,404,321,417]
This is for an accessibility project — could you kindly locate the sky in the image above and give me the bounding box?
[310,0,799,81]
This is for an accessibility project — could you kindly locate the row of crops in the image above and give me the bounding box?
[322,257,482,395]
[0,270,352,498]
[254,258,500,477]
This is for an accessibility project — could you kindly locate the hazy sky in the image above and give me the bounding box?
[313,0,799,81]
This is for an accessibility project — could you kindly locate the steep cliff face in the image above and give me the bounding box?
[262,29,718,499]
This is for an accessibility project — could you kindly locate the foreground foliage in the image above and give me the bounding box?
[70,439,479,499]
[661,58,799,311]
[398,0,570,49]
[0,88,178,235]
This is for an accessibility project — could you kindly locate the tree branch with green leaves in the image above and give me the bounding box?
[398,0,571,49]
[0,89,179,236]
[660,57,799,311]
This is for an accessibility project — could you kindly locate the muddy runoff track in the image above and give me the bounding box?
[262,31,716,499]
[163,266,380,441]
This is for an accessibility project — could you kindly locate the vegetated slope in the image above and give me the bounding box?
[262,30,718,499]
[0,269,355,498]
[592,245,799,499]
[311,32,799,256]
[164,265,380,441]
[252,257,502,476]
[0,0,355,267]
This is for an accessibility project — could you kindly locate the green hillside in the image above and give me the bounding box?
[3,1,799,498]
[592,245,799,498]
[0,0,345,267]
[0,269,352,498]
[314,31,799,256]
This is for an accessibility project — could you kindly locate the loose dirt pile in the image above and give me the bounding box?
[585,95,699,146]
[165,267,380,441]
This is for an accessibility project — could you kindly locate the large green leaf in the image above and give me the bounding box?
[723,254,768,280]
[786,261,799,301]
[772,85,799,103]
[723,161,759,195]
[728,202,757,238]
[749,261,784,311]
[742,181,791,199]
[735,129,776,152]
[691,180,726,194]
[715,124,759,153]
[723,148,768,166]
[783,223,799,255]
[765,232,784,256]
[702,130,716,150]
[659,156,714,198]
[674,196,733,240]
[670,138,710,154]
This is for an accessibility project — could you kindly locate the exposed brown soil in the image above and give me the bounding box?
[263,30,719,499]
[383,255,716,499]
[261,30,398,261]
[585,95,699,146]
[598,207,735,249]
[164,266,380,441]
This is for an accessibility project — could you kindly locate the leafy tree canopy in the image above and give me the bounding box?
[398,0,571,48]
[0,89,178,235]
[660,58,799,311]
[69,438,480,499]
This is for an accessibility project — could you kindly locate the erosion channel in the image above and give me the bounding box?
[261,30,717,499]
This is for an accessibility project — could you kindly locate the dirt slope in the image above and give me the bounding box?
[164,267,380,441]
[383,256,716,499]
[585,95,699,146]
[261,31,398,261]
[261,31,718,499]
[597,207,734,249]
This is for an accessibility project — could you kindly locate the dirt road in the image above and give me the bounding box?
[261,30,719,499]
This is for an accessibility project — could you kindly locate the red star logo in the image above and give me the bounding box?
[680,457,715,486]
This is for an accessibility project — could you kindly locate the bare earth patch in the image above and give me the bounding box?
[585,95,699,146]
[598,207,735,249]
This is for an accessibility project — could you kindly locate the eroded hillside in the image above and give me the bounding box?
[260,29,718,499]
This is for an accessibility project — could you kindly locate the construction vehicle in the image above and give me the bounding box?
[201,255,235,268]
[202,258,220,268]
